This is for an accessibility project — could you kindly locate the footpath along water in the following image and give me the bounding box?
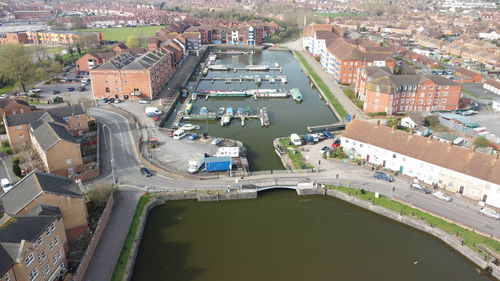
[164,50,338,171]
[131,190,494,281]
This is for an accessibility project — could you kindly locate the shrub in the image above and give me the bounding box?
[368,111,387,117]
[1,140,9,147]
[473,137,490,148]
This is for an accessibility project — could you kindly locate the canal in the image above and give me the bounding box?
[131,190,493,281]
[164,50,338,171]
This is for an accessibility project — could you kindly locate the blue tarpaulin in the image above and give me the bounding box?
[205,156,231,172]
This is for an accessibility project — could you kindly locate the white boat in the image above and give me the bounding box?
[209,64,230,70]
[247,65,270,71]
[209,53,217,61]
[191,92,197,101]
[181,124,200,131]
[274,62,280,68]
[220,115,231,126]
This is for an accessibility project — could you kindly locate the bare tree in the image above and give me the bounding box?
[13,142,45,172]
[0,45,38,92]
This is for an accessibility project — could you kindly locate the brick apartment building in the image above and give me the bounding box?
[0,212,68,281]
[0,99,33,116]
[355,66,462,114]
[76,51,116,72]
[0,30,102,47]
[320,38,395,85]
[90,47,177,100]
[0,171,89,240]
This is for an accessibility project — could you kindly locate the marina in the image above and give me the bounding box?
[165,49,338,170]
[201,75,288,84]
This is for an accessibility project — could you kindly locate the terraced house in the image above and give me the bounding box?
[355,66,461,114]
[341,119,500,209]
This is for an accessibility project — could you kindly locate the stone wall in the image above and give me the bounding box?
[72,194,115,281]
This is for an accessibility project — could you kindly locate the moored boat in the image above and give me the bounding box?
[226,107,233,116]
[199,107,208,114]
[217,107,225,115]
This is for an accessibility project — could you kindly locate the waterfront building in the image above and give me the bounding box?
[302,24,342,56]
[90,47,177,100]
[0,30,102,47]
[341,119,500,208]
[354,66,461,114]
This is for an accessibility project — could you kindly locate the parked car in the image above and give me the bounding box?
[114,98,121,103]
[139,99,151,104]
[108,98,115,103]
[373,171,394,182]
[189,134,198,141]
[319,146,330,154]
[410,182,431,194]
[140,167,153,177]
[331,139,341,148]
[0,94,8,98]
[211,138,222,145]
[78,86,86,92]
[101,98,109,103]
[28,88,41,94]
[479,207,500,220]
[51,90,60,95]
[432,191,452,202]
[67,87,75,92]
[16,92,27,96]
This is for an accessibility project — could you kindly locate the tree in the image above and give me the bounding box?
[13,142,44,172]
[76,43,82,56]
[85,183,115,209]
[49,61,63,74]
[126,35,141,48]
[68,47,74,57]
[473,137,490,148]
[0,45,37,93]
[385,119,398,127]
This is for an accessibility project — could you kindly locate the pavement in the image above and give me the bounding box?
[82,186,143,281]
[464,108,500,137]
[283,39,365,119]
[462,82,499,105]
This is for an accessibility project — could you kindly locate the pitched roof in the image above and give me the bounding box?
[0,99,30,109]
[0,171,82,214]
[4,105,85,127]
[0,215,58,243]
[31,122,78,151]
[89,51,116,60]
[343,119,500,185]
[0,245,14,277]
[95,48,169,70]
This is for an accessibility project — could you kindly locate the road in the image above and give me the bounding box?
[88,107,499,237]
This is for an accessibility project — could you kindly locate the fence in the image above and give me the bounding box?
[72,194,116,281]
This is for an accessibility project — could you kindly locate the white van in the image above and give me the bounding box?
[173,129,186,140]
[1,178,12,193]
[290,134,302,146]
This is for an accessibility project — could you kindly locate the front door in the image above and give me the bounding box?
[482,194,488,202]
[459,186,464,194]
[399,166,404,174]
[366,155,370,162]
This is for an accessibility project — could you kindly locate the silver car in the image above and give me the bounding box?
[479,208,500,220]
[432,191,452,202]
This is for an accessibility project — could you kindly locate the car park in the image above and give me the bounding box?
[479,208,500,220]
[373,171,394,182]
[140,167,153,177]
[432,191,452,202]
[410,182,431,194]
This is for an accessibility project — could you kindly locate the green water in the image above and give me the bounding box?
[164,50,338,171]
[131,191,493,281]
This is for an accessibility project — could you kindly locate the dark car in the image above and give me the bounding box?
[140,167,152,177]
[51,90,60,95]
[67,87,75,91]
[410,182,431,194]
[373,171,394,182]
[78,86,86,92]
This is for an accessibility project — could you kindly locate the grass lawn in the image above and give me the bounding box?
[80,26,164,43]
[317,12,364,19]
[279,138,313,169]
[294,51,348,119]
[110,194,151,281]
[328,185,500,256]
[0,85,15,95]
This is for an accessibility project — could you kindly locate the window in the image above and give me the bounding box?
[56,249,62,260]
[445,85,449,89]
[66,159,72,165]
[37,237,43,246]
[75,115,80,119]
[442,99,447,103]
[419,93,424,98]
[29,268,38,281]
[52,254,57,265]
[105,87,110,93]
[435,92,440,97]
[45,228,51,236]
[428,93,433,97]
[421,86,426,90]
[77,122,81,127]
[418,100,423,104]
[427,100,432,105]
[54,236,59,246]
[105,80,108,84]
[392,154,396,158]
[41,251,47,261]
[50,223,55,232]
[63,116,69,121]
[25,253,35,267]
[44,264,50,275]
[4,272,9,281]
[19,134,25,139]
[49,241,54,251]
[443,92,448,96]
[430,86,434,90]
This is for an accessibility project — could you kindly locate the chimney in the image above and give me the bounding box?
[376,120,381,127]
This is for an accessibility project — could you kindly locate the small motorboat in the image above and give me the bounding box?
[245,106,251,115]
[226,107,233,116]
[236,107,243,115]
[217,107,225,115]
[180,124,200,131]
[199,107,208,114]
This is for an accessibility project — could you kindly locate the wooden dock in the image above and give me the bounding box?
[233,67,282,72]
[307,122,346,133]
[260,107,270,127]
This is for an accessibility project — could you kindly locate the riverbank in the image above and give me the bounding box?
[114,186,500,281]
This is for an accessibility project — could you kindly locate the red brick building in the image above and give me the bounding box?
[76,52,115,72]
[0,32,29,44]
[90,47,176,100]
[355,66,462,114]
